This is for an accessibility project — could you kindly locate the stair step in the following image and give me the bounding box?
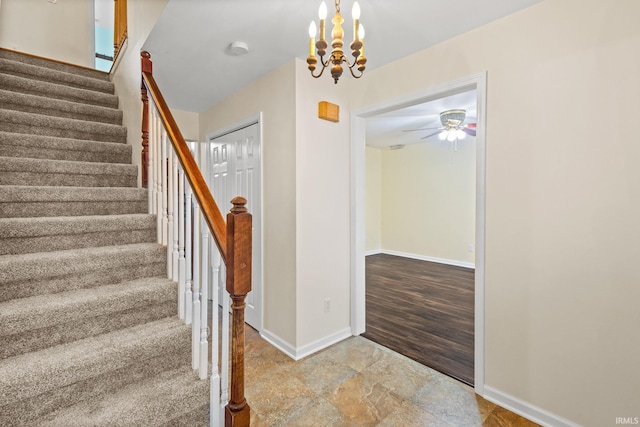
[0,131,131,164]
[0,214,157,255]
[0,48,111,81]
[0,73,118,109]
[0,57,114,94]
[0,109,126,143]
[0,186,148,218]
[0,277,176,359]
[0,243,166,302]
[38,365,208,427]
[0,317,195,425]
[0,156,137,187]
[0,89,122,125]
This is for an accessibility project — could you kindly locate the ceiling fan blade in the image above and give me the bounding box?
[420,131,442,140]
[462,127,476,137]
[402,127,442,132]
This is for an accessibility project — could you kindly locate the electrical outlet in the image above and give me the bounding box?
[468,244,474,252]
[324,298,331,313]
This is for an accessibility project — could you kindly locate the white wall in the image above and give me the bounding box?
[0,0,92,66]
[111,0,169,185]
[199,60,298,347]
[365,146,382,252]
[378,140,476,264]
[350,1,640,425]
[294,58,352,350]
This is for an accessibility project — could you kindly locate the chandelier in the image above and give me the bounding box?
[307,0,367,84]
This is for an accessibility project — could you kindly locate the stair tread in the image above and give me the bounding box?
[0,156,137,175]
[0,317,189,407]
[0,73,118,108]
[0,88,122,124]
[0,242,164,283]
[0,277,174,337]
[39,364,208,427]
[0,49,111,81]
[0,56,114,93]
[0,131,130,152]
[0,214,155,238]
[0,185,147,202]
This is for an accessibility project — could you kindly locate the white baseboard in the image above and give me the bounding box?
[370,249,475,269]
[483,386,582,427]
[364,249,382,256]
[260,327,352,361]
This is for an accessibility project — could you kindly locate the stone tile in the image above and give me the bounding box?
[412,374,495,426]
[322,336,393,372]
[378,400,455,427]
[244,368,316,426]
[286,349,358,394]
[361,350,437,401]
[483,406,541,427]
[324,372,404,426]
[279,396,348,427]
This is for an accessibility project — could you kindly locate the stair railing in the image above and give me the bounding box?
[140,51,251,427]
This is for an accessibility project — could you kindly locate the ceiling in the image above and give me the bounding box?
[143,0,541,114]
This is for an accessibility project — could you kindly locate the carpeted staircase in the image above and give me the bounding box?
[0,49,209,426]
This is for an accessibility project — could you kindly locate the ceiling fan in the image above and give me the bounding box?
[403,109,476,141]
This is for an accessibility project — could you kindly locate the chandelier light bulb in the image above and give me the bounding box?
[352,1,361,19]
[319,1,327,19]
[309,21,317,38]
[358,24,365,40]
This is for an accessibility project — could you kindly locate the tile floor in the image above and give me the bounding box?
[243,326,540,427]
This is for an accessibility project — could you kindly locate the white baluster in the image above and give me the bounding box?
[166,144,174,279]
[209,246,221,425]
[178,166,186,321]
[220,265,230,427]
[192,201,201,371]
[147,100,154,215]
[155,108,162,244]
[172,151,179,282]
[161,128,168,247]
[199,224,209,379]
[185,182,193,325]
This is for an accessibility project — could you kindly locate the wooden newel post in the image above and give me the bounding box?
[225,196,252,427]
[140,51,152,188]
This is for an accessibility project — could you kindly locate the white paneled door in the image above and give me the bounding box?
[209,123,262,330]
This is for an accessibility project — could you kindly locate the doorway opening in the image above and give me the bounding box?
[350,72,487,392]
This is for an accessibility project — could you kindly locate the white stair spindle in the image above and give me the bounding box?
[155,108,162,243]
[166,145,174,279]
[185,182,193,325]
[178,166,186,321]
[161,128,168,247]
[147,100,155,214]
[199,225,209,379]
[209,245,221,425]
[171,150,179,282]
[220,263,230,424]
[192,201,201,371]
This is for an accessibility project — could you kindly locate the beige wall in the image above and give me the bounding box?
[111,0,169,185]
[365,147,382,252]
[351,1,640,425]
[199,60,298,346]
[378,141,476,264]
[0,0,92,66]
[172,109,199,141]
[294,59,352,348]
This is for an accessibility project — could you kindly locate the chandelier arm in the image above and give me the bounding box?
[310,64,328,79]
[347,65,364,79]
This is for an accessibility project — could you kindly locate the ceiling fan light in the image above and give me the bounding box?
[456,129,466,139]
[439,131,447,140]
[447,131,457,142]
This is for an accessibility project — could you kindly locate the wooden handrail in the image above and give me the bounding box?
[141,53,227,263]
[141,52,252,427]
[113,0,127,61]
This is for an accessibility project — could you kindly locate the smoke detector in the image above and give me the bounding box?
[228,41,249,56]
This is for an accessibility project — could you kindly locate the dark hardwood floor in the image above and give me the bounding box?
[362,253,475,386]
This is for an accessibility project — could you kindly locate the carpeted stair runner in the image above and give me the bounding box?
[0,49,208,426]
